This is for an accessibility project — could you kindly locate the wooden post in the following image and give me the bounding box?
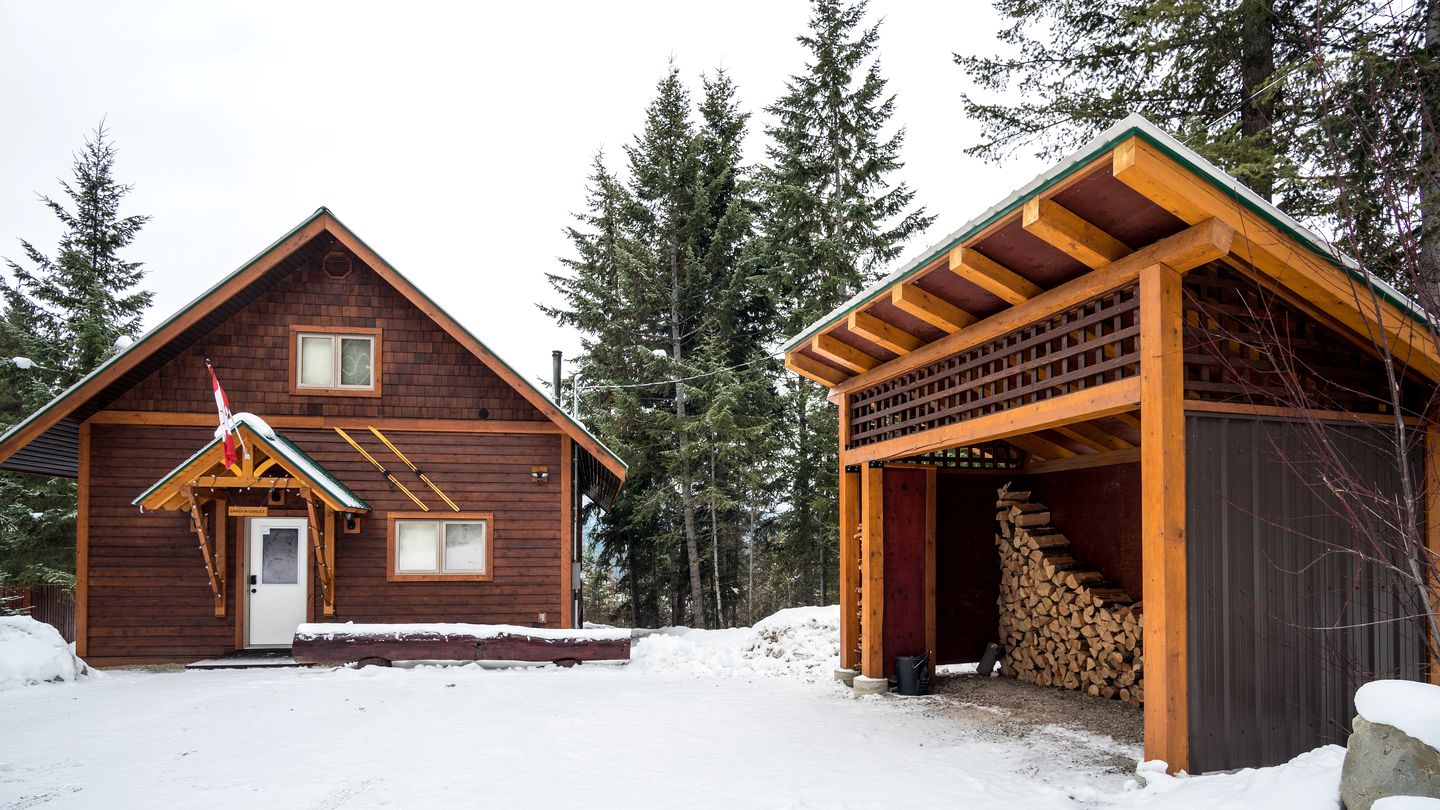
[215,497,228,618]
[860,462,885,680]
[1140,262,1189,772]
[76,422,90,657]
[560,435,574,628]
[323,504,336,618]
[839,464,861,671]
[925,466,937,682]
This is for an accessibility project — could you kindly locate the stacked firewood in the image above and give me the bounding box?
[995,484,1144,706]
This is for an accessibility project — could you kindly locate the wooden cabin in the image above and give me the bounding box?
[0,208,625,665]
[783,114,1440,773]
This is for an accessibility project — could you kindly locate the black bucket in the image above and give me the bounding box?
[894,653,930,695]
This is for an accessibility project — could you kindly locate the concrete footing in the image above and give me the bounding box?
[852,675,890,696]
[833,668,859,687]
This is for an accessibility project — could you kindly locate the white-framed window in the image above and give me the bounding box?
[389,514,493,581]
[294,330,377,391]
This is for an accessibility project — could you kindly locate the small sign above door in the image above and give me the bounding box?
[230,506,270,517]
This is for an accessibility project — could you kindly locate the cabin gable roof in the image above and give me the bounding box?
[0,208,626,482]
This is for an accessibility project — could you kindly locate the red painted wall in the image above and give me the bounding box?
[882,467,928,678]
[1029,463,1142,598]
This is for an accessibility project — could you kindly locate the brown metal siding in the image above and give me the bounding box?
[1186,413,1424,772]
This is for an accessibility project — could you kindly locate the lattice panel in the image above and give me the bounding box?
[1182,265,1430,415]
[848,284,1140,449]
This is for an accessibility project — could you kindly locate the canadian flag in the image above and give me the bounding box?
[207,360,238,468]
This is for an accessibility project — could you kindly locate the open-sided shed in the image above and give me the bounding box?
[783,115,1439,773]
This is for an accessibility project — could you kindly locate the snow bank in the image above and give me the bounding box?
[0,616,89,690]
[630,605,839,680]
[1356,680,1440,751]
[295,622,631,641]
[1374,798,1440,810]
[1119,745,1345,808]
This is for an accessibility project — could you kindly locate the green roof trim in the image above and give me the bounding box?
[782,113,1428,356]
[132,414,370,512]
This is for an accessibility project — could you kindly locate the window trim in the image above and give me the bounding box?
[289,325,382,397]
[386,512,494,582]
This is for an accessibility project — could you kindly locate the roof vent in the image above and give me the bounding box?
[322,250,353,280]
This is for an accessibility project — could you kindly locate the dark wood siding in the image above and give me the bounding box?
[882,467,928,678]
[1186,413,1425,772]
[107,253,544,422]
[86,423,563,661]
[1031,463,1142,598]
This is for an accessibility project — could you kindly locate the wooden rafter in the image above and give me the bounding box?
[812,334,880,374]
[948,246,1043,305]
[890,283,976,333]
[1006,432,1078,461]
[848,311,921,354]
[1022,198,1132,270]
[1053,423,1133,452]
[786,352,850,387]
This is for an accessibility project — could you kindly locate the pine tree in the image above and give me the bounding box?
[547,65,774,628]
[0,122,152,586]
[756,0,933,605]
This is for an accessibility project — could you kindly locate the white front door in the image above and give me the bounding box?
[246,518,307,648]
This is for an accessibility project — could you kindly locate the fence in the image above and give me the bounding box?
[1,585,76,642]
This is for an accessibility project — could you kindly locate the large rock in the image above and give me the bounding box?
[1343,716,1440,809]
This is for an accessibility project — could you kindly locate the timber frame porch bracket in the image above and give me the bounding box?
[134,415,370,618]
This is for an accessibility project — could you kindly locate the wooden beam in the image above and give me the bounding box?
[785,352,850,387]
[833,219,1234,396]
[87,410,564,434]
[843,377,1141,465]
[860,463,885,680]
[1183,399,1422,426]
[1112,136,1440,383]
[1026,446,1141,475]
[1005,432,1078,460]
[215,497,227,619]
[1023,198,1131,269]
[323,504,336,618]
[1053,423,1133,452]
[186,491,224,614]
[848,311,921,354]
[948,246,1043,305]
[76,422,90,658]
[839,465,862,672]
[302,487,332,611]
[813,334,881,374]
[891,283,976,333]
[1140,262,1189,773]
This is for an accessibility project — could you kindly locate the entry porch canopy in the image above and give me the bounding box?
[783,114,1440,773]
[134,413,370,619]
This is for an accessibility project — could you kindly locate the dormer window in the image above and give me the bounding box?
[290,326,382,396]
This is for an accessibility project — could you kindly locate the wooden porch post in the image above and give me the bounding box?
[323,504,336,618]
[1140,262,1189,772]
[839,464,861,672]
[860,462,885,680]
[215,497,228,618]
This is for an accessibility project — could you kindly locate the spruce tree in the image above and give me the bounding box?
[0,122,152,586]
[757,0,933,605]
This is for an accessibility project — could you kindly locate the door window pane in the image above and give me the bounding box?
[261,529,299,584]
[443,522,487,572]
[299,336,334,387]
[395,521,438,572]
[339,337,373,387]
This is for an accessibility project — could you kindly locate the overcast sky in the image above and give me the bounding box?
[0,1,1043,391]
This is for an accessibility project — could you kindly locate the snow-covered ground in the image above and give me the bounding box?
[0,607,1347,808]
